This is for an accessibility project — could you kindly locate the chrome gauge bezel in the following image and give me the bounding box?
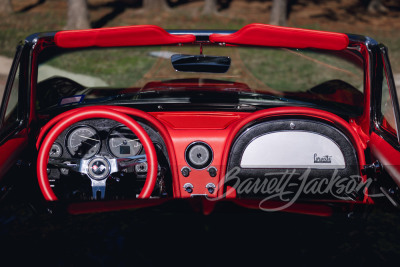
[65,125,101,159]
[49,142,63,158]
[185,141,213,169]
[107,125,143,158]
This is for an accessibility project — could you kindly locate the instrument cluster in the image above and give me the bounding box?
[49,121,145,160]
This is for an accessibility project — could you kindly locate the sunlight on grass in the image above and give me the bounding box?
[41,47,157,87]
[239,48,363,92]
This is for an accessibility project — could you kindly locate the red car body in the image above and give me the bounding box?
[1,24,399,217]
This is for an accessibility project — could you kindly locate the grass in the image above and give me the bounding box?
[42,47,158,87]
[239,47,363,92]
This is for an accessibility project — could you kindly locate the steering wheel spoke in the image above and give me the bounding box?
[116,154,147,171]
[48,158,81,172]
[91,179,107,200]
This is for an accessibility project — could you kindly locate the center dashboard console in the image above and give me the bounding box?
[151,111,250,197]
[151,107,367,201]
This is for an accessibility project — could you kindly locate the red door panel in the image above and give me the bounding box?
[370,132,400,186]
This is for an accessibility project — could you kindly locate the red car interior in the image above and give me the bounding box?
[2,23,400,217]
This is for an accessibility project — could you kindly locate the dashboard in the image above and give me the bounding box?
[40,107,367,202]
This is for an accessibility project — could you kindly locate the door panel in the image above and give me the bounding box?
[0,46,28,180]
[370,132,400,186]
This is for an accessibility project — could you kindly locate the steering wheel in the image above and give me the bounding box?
[37,107,158,201]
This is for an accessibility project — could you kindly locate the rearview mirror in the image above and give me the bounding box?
[171,54,231,73]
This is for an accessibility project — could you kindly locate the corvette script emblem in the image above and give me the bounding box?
[314,153,332,163]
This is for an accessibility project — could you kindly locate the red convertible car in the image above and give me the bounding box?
[1,23,400,218]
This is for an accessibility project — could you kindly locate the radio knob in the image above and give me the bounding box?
[208,167,217,177]
[206,183,216,194]
[183,183,194,193]
[181,167,191,177]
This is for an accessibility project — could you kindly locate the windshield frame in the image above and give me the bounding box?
[28,29,374,125]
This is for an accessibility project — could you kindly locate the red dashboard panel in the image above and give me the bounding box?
[153,112,247,130]
[151,111,250,197]
[152,107,368,202]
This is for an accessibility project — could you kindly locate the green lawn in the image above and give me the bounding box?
[41,47,157,87]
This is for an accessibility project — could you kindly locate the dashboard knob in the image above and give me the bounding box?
[135,162,148,173]
[208,167,217,177]
[183,183,194,193]
[206,183,216,194]
[181,167,191,177]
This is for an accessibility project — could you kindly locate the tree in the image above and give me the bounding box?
[202,0,217,15]
[142,0,170,12]
[0,0,12,14]
[269,0,288,26]
[367,0,388,14]
[65,0,90,30]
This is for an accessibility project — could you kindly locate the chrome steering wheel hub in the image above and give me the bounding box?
[87,157,111,180]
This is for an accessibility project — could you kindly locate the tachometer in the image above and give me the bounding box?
[108,126,142,158]
[67,126,101,158]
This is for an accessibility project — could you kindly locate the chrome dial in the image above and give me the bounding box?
[108,126,142,157]
[67,126,101,158]
[49,142,63,158]
[185,142,213,169]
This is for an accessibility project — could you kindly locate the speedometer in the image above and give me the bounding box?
[108,126,142,158]
[66,126,101,158]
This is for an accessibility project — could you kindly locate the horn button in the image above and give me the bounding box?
[87,157,111,180]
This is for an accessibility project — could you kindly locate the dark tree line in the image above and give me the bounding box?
[268,0,389,26]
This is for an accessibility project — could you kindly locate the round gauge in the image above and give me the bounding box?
[108,126,142,158]
[67,126,101,158]
[49,142,63,158]
[185,142,213,169]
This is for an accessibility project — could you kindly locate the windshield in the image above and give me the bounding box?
[37,45,364,114]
